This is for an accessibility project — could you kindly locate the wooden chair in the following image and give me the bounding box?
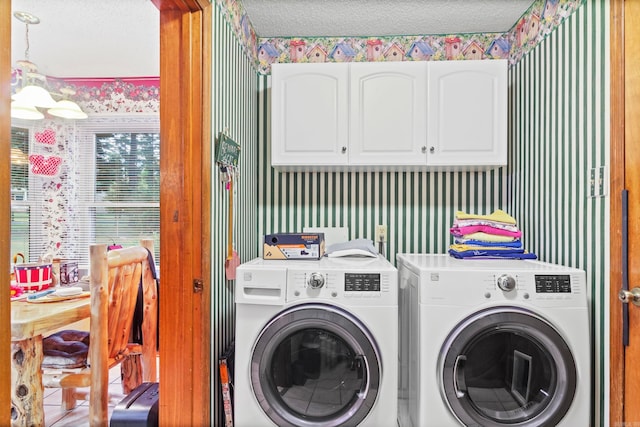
[42,240,158,426]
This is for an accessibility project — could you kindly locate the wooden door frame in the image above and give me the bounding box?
[152,0,212,425]
[610,0,625,425]
[1,0,12,423]
[0,0,212,425]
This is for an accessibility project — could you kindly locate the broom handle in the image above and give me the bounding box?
[227,178,233,259]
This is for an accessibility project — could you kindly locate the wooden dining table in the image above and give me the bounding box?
[10,295,91,427]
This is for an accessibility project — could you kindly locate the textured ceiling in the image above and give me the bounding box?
[11,0,159,78]
[11,0,534,78]
[242,0,536,37]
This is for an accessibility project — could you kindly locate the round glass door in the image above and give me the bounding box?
[439,307,577,427]
[251,304,381,427]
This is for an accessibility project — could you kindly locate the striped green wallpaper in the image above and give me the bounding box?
[211,3,259,425]
[256,136,508,257]
[508,0,608,425]
[212,0,609,425]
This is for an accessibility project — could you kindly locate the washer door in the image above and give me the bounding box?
[250,304,381,427]
[439,307,577,427]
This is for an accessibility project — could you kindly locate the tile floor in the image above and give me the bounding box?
[44,364,126,426]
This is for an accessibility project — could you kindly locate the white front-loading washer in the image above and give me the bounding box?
[397,254,590,427]
[234,255,398,427]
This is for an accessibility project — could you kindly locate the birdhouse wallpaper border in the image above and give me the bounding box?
[217,0,584,74]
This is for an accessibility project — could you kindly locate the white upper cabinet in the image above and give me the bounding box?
[426,59,508,167]
[271,59,508,171]
[349,62,428,165]
[271,63,349,167]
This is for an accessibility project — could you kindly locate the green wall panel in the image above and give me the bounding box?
[508,1,609,424]
[211,4,259,425]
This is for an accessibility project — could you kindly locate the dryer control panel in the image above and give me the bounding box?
[534,274,572,293]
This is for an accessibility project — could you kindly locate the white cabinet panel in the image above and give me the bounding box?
[349,62,428,165]
[271,63,349,166]
[271,60,507,171]
[427,59,507,167]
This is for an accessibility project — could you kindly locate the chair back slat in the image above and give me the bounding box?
[106,249,146,359]
[140,239,158,382]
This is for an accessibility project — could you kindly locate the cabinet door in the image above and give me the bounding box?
[427,59,507,167]
[349,62,428,165]
[271,63,349,167]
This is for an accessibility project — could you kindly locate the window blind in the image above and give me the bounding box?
[10,115,160,269]
[10,127,30,259]
[76,116,160,266]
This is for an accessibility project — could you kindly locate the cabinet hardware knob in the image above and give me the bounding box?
[342,146,347,153]
[421,146,427,153]
[430,146,435,153]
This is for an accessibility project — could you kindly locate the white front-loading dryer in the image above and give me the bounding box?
[397,254,590,427]
[234,256,398,427]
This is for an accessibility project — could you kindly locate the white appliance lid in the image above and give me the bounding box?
[396,253,584,273]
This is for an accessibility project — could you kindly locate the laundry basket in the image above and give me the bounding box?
[13,253,53,291]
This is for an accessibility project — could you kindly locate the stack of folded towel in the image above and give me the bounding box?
[448,210,537,260]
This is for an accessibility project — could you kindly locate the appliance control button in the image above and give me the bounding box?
[497,274,516,292]
[308,272,325,289]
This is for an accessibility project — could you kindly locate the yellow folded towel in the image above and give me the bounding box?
[455,209,517,225]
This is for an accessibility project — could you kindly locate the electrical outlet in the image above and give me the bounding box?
[589,166,607,198]
[375,225,387,243]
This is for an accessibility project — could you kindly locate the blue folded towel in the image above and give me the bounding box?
[448,248,537,260]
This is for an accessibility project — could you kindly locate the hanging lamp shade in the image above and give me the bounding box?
[12,12,88,121]
[48,99,88,119]
[12,85,58,108]
[11,100,45,120]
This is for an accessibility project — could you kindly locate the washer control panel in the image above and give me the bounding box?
[344,273,381,292]
[287,269,396,304]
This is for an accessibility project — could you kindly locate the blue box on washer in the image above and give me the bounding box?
[263,233,325,260]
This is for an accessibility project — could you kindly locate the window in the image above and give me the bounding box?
[10,116,160,268]
[10,127,30,258]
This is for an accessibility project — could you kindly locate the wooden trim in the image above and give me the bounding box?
[0,1,212,425]
[1,0,12,424]
[610,0,625,425]
[199,4,213,423]
[156,0,211,425]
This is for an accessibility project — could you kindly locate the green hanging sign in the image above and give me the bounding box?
[215,132,240,167]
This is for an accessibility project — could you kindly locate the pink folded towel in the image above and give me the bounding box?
[450,224,522,238]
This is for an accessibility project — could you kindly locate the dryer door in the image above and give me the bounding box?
[439,307,577,427]
[250,304,381,427]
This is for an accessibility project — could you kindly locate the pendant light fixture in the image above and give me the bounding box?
[11,11,88,120]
